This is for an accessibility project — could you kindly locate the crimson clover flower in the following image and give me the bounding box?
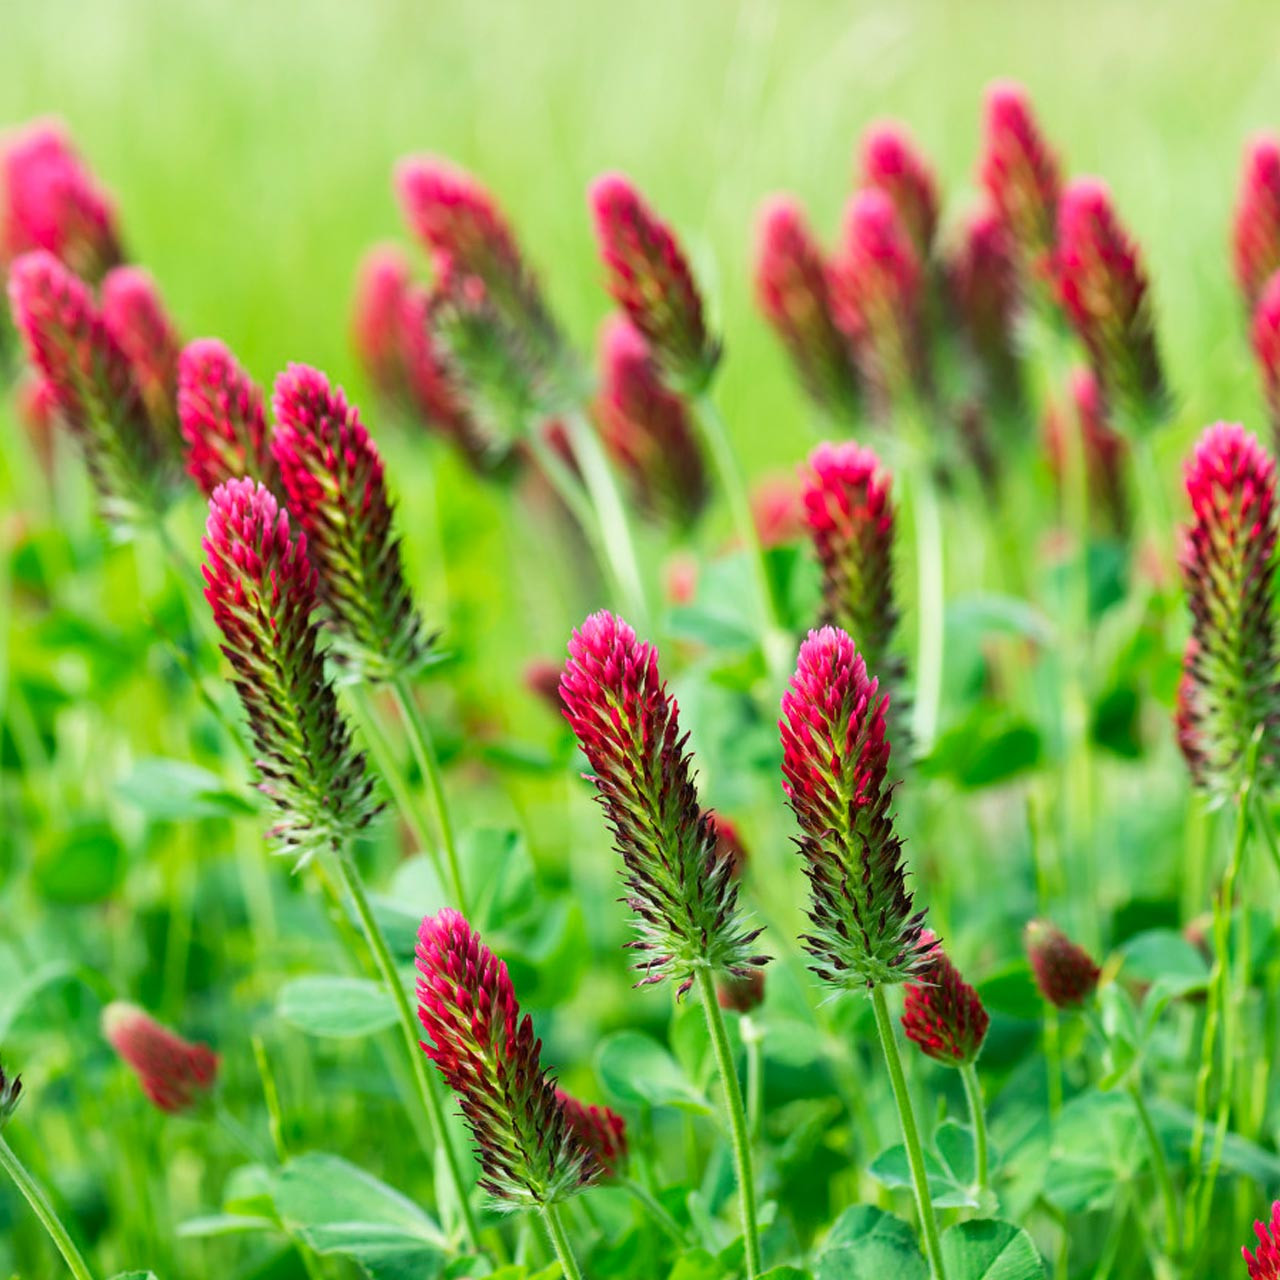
[1177,422,1280,798]
[101,265,182,449]
[556,1090,628,1179]
[1251,270,1280,448]
[0,1058,22,1130]
[753,194,861,419]
[416,908,599,1205]
[1043,368,1129,536]
[1245,1201,1280,1279]
[1234,135,1280,312]
[202,478,377,863]
[780,626,931,989]
[271,364,432,678]
[859,122,940,261]
[559,611,767,996]
[901,930,989,1067]
[351,244,416,403]
[1024,920,1100,1008]
[102,1002,218,1114]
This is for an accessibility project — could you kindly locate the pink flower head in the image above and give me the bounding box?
[559,611,767,994]
[780,627,929,988]
[0,120,122,281]
[979,81,1061,267]
[751,473,805,548]
[1024,920,1100,1008]
[901,930,988,1066]
[595,313,708,528]
[1042,368,1129,536]
[589,172,719,392]
[177,338,277,496]
[0,1057,22,1130]
[1245,1202,1280,1279]
[271,364,430,677]
[753,194,860,418]
[101,265,182,444]
[1054,177,1168,428]
[1234,136,1280,312]
[202,478,376,862]
[416,909,599,1205]
[859,121,940,259]
[351,243,415,401]
[1178,422,1280,796]
[556,1090,628,1179]
[1252,269,1280,445]
[101,1002,218,1114]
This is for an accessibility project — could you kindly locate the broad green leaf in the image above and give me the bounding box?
[116,756,256,821]
[941,1220,1045,1280]
[977,965,1042,1021]
[869,1141,979,1209]
[277,975,397,1039]
[1119,929,1209,1000]
[179,1213,277,1238]
[596,1031,710,1113]
[817,1205,928,1280]
[668,1249,726,1279]
[1044,1092,1138,1213]
[34,821,124,904]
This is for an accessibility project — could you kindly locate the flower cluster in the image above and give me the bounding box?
[901,930,989,1066]
[1245,1202,1280,1280]
[860,122,940,260]
[556,1090,628,1179]
[1234,136,1280,312]
[101,1003,218,1114]
[1024,920,1100,1008]
[100,265,182,448]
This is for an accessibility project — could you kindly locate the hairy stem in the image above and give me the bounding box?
[0,1133,97,1280]
[959,1062,989,1195]
[540,1202,585,1280]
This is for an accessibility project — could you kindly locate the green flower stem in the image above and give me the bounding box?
[743,1015,764,1142]
[1126,1081,1179,1262]
[618,1176,688,1245]
[696,967,762,1279]
[334,853,482,1254]
[959,1062,989,1195]
[870,984,947,1280]
[0,1132,97,1280]
[540,1202,585,1280]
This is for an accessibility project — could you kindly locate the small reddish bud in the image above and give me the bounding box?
[0,1058,22,1129]
[901,930,989,1066]
[859,122,940,259]
[1024,920,1100,1008]
[1251,269,1280,447]
[1245,1202,1280,1279]
[1234,136,1280,312]
[556,1090,628,1179]
[1042,368,1129,535]
[100,265,182,446]
[101,1002,218,1114]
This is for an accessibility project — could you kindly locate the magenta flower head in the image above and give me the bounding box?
[0,1058,22,1130]
[1234,136,1280,312]
[203,478,377,862]
[1024,920,1100,1008]
[101,1002,218,1114]
[416,909,599,1205]
[1245,1202,1280,1279]
[559,611,767,995]
[101,265,182,445]
[753,195,861,419]
[595,313,708,528]
[780,627,930,989]
[556,1090,628,1179]
[1251,270,1280,446]
[8,250,176,524]
[1054,177,1168,430]
[859,122,940,260]
[178,338,277,497]
[901,930,989,1067]
[979,80,1062,269]
[1177,422,1280,797]
[271,364,431,678]
[1043,368,1129,536]
[351,244,415,402]
[589,172,720,393]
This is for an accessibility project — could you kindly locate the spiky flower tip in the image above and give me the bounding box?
[753,195,861,419]
[0,1057,22,1130]
[101,1002,218,1114]
[0,120,122,281]
[901,929,989,1066]
[203,478,377,862]
[101,265,182,444]
[979,80,1061,269]
[859,122,940,260]
[780,627,930,989]
[559,611,767,996]
[1024,920,1100,1008]
[1177,422,1280,797]
[271,364,431,678]
[416,908,599,1206]
[178,338,277,496]
[828,188,928,414]
[1043,368,1129,535]
[1054,178,1168,429]
[7,250,175,523]
[1246,1202,1280,1279]
[556,1090,628,1179]
[595,313,708,529]
[1251,269,1280,446]
[1235,136,1280,313]
[588,172,720,393]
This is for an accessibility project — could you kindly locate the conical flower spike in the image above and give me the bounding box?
[416,909,599,1205]
[351,244,415,403]
[901,930,989,1066]
[780,627,930,989]
[559,611,767,995]
[556,1090,628,1179]
[101,265,182,448]
[202,478,377,863]
[1024,920,1100,1008]
[1246,1202,1280,1279]
[101,1002,218,1114]
[1252,270,1280,448]
[0,1059,21,1130]
[1234,136,1280,312]
[859,122,940,260]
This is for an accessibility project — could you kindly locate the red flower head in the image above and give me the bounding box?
[7,250,176,524]
[1245,1201,1280,1279]
[416,909,600,1205]
[979,81,1061,269]
[0,120,122,281]
[1024,920,1100,1008]
[101,1002,218,1114]
[1177,422,1280,797]
[101,265,182,446]
[859,122,940,260]
[753,194,860,419]
[351,243,415,402]
[901,930,989,1066]
[202,478,377,862]
[1251,269,1280,447]
[271,364,431,678]
[829,188,928,414]
[0,1057,22,1130]
[1042,368,1129,536]
[1054,177,1168,429]
[751,473,805,548]
[780,627,930,989]
[595,313,708,528]
[177,338,277,496]
[589,172,720,392]
[559,611,767,995]
[556,1090,628,1179]
[1234,136,1280,312]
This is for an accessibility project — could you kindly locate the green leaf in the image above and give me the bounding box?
[869,1141,979,1209]
[276,976,398,1039]
[1119,929,1209,1000]
[816,1205,928,1280]
[178,1213,277,1238]
[761,1270,813,1280]
[34,821,124,904]
[668,1250,727,1280]
[116,757,256,821]
[596,1031,710,1113]
[941,1220,1045,1280]
[977,965,1042,1021]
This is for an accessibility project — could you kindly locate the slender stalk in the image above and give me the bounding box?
[0,1133,97,1280]
[1127,1082,1179,1261]
[333,854,482,1253]
[618,1176,687,1245]
[870,985,947,1280]
[959,1062,989,1195]
[743,1016,764,1143]
[906,465,945,754]
[696,967,762,1279]
[539,1203,584,1280]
